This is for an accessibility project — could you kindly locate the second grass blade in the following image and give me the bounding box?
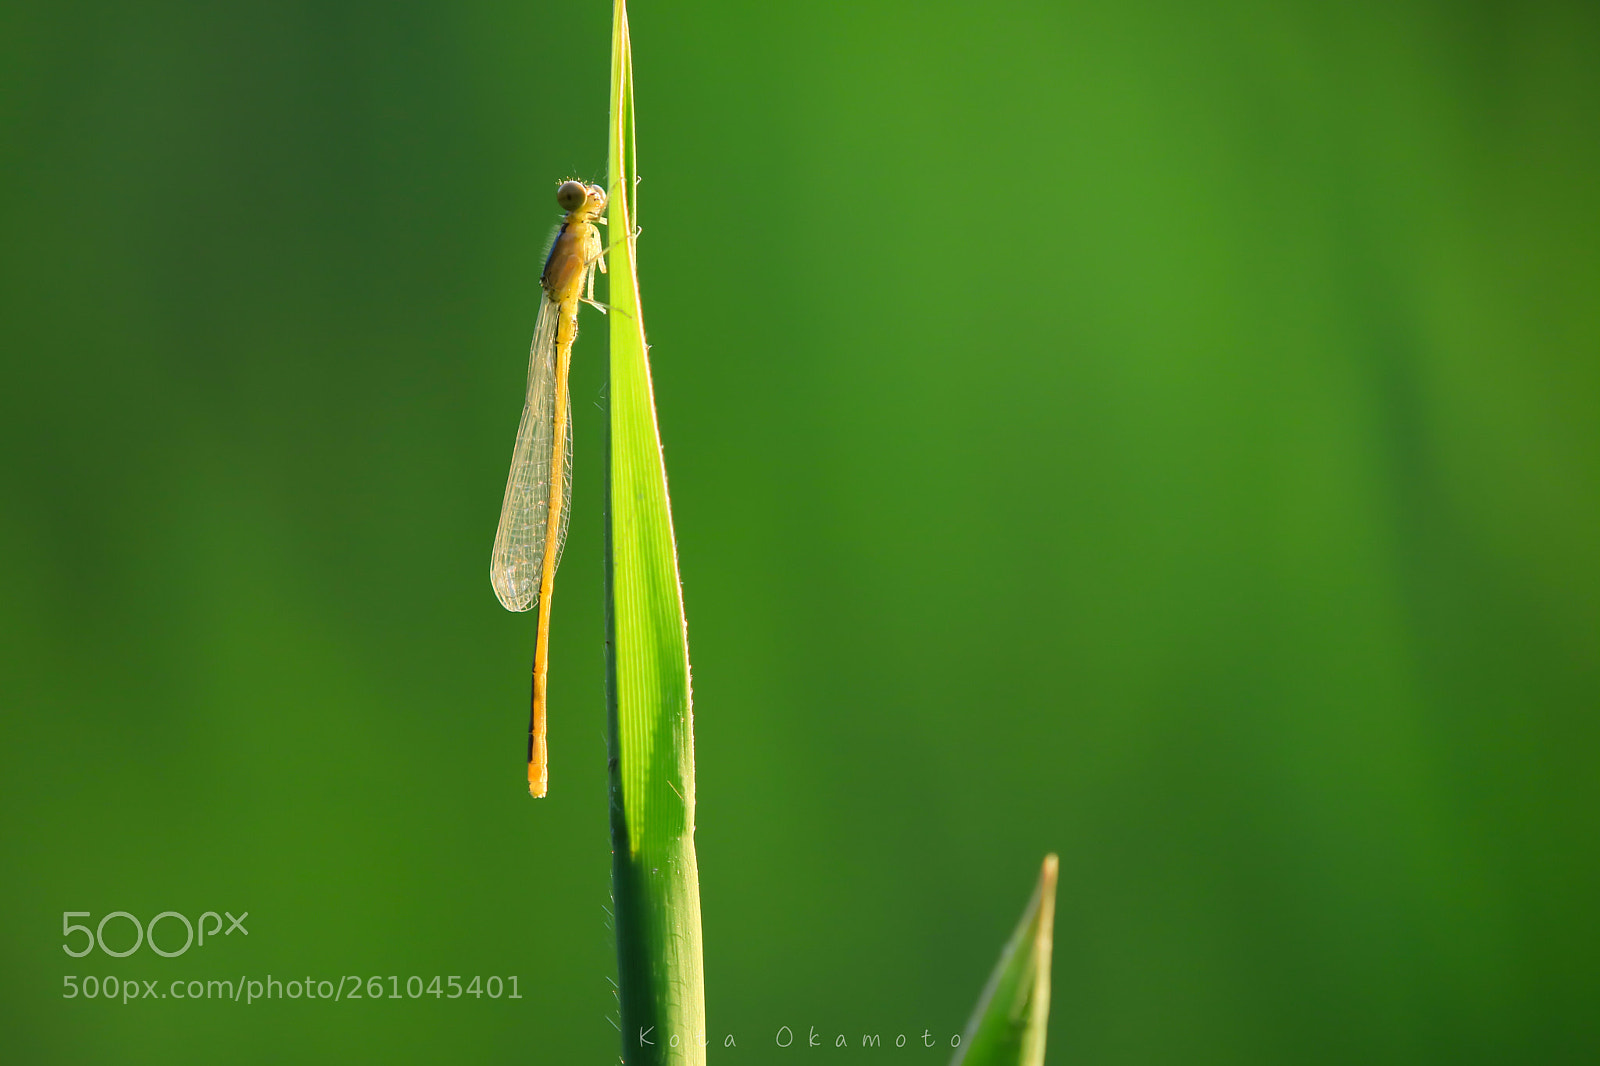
[951,855,1060,1066]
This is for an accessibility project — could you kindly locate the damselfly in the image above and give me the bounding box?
[491,179,609,797]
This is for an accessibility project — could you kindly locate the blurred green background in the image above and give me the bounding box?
[2,0,1596,1062]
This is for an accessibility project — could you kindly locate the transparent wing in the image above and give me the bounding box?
[491,297,574,611]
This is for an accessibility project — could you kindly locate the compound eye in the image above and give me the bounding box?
[556,180,587,211]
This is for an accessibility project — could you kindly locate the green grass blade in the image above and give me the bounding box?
[604,2,706,1062]
[951,855,1059,1066]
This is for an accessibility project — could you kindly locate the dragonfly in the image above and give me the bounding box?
[491,179,610,798]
